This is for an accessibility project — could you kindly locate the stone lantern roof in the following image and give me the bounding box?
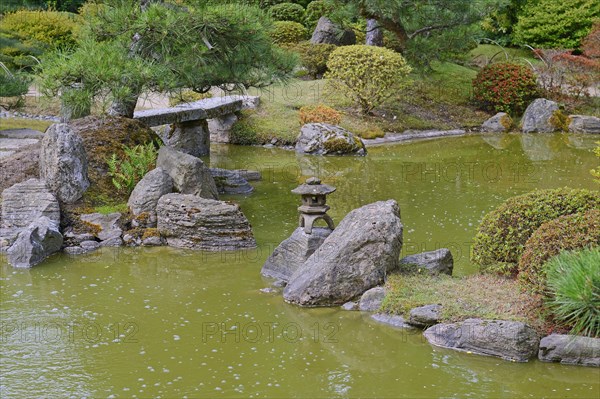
[291,177,336,196]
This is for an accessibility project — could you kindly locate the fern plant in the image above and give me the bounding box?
[107,142,159,194]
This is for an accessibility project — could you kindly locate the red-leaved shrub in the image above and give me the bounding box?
[472,62,539,115]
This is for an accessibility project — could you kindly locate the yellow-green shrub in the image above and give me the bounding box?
[325,45,412,114]
[270,21,308,44]
[305,0,334,26]
[299,104,341,125]
[1,10,80,49]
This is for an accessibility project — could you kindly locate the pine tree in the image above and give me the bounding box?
[39,0,297,117]
[338,0,503,65]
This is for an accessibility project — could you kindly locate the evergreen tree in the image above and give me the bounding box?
[337,0,504,66]
[39,0,297,117]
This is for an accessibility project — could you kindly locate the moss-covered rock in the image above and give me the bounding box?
[69,116,157,204]
[296,123,367,156]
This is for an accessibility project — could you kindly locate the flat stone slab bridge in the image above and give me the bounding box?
[133,95,257,157]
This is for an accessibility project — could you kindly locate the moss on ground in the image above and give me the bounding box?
[0,118,52,132]
[381,272,548,333]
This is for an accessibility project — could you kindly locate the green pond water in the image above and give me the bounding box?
[1,133,599,398]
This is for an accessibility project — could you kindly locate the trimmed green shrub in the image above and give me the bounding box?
[513,0,600,49]
[305,0,335,26]
[472,62,539,115]
[1,10,80,50]
[471,188,600,274]
[289,41,336,78]
[270,21,308,44]
[545,247,600,337]
[230,111,259,145]
[325,45,412,114]
[259,0,286,8]
[269,3,305,24]
[518,209,600,294]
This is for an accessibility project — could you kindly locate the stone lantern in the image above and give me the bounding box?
[291,177,336,234]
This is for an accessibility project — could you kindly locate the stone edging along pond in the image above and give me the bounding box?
[260,198,599,368]
[362,129,470,146]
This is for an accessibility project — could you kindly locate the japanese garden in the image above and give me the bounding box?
[0,0,599,397]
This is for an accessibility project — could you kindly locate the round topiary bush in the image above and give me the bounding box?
[289,41,337,78]
[299,104,341,125]
[270,21,308,44]
[269,3,305,24]
[518,209,600,294]
[305,0,335,26]
[472,62,539,115]
[259,0,286,8]
[471,188,600,274]
[325,45,412,114]
[545,246,600,337]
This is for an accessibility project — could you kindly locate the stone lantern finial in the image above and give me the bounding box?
[291,177,336,234]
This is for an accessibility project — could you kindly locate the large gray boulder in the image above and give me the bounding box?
[399,249,453,275]
[568,115,600,134]
[39,123,89,204]
[358,286,386,312]
[311,17,356,46]
[409,304,442,328]
[157,146,218,200]
[128,167,173,226]
[261,227,332,282]
[156,193,256,251]
[209,168,254,195]
[521,98,560,133]
[296,123,366,156]
[538,334,600,367]
[424,319,540,362]
[7,217,63,268]
[481,112,512,133]
[0,179,60,251]
[283,200,403,306]
[80,213,122,241]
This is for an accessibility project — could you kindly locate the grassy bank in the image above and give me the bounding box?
[381,272,548,333]
[0,117,52,132]
[234,61,491,145]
